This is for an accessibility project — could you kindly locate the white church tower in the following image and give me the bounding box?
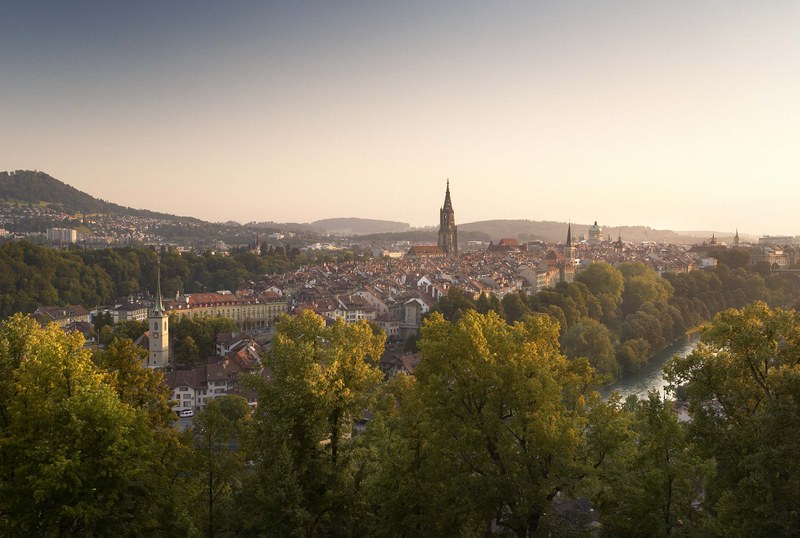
[148,260,169,368]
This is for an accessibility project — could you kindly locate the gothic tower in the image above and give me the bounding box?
[734,228,740,247]
[148,260,169,368]
[438,180,458,256]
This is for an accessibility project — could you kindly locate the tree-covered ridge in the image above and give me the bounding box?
[0,170,197,220]
[0,241,361,318]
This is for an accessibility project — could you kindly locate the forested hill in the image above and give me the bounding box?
[0,170,200,222]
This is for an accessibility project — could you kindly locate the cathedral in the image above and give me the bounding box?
[437,180,458,256]
[405,181,459,259]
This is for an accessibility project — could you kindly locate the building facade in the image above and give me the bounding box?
[167,291,287,329]
[46,227,77,243]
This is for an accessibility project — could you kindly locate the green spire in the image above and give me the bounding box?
[153,257,164,315]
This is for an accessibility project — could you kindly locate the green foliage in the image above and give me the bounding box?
[665,302,800,536]
[428,287,476,322]
[175,335,201,367]
[501,291,532,323]
[618,262,674,315]
[576,262,624,322]
[93,311,113,333]
[0,315,192,536]
[595,392,711,536]
[240,311,385,536]
[708,247,751,270]
[170,315,237,359]
[561,318,618,378]
[616,337,651,374]
[0,241,305,318]
[368,310,627,536]
[112,319,148,341]
[185,395,252,537]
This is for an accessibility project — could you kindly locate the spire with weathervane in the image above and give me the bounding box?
[147,257,169,369]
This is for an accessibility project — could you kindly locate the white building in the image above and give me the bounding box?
[46,227,77,243]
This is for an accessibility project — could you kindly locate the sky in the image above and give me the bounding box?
[1,1,799,234]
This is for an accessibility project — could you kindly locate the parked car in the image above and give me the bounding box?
[180,409,194,418]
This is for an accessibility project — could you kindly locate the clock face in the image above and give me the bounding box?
[152,331,159,338]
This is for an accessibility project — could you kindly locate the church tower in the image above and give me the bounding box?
[148,260,169,368]
[734,228,740,247]
[438,180,458,256]
[562,222,575,261]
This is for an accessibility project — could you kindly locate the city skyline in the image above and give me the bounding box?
[2,2,799,234]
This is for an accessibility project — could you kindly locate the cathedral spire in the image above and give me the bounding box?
[442,178,453,212]
[438,180,458,256]
[566,222,572,247]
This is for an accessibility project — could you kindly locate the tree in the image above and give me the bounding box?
[112,319,148,341]
[595,392,710,536]
[429,287,475,322]
[0,315,192,536]
[176,335,201,367]
[616,337,651,374]
[93,337,176,428]
[576,262,624,322]
[401,310,626,536]
[665,302,800,535]
[618,262,674,316]
[561,318,618,378]
[171,315,237,359]
[188,395,251,538]
[576,262,624,298]
[94,310,114,334]
[241,311,385,535]
[501,291,532,324]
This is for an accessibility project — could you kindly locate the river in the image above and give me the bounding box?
[601,335,699,400]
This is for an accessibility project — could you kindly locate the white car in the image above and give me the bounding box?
[180,409,194,418]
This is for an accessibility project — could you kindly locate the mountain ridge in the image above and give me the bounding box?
[0,170,201,222]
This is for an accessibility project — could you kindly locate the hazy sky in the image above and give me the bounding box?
[1,1,799,234]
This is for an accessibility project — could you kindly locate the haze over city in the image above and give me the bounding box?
[2,1,798,233]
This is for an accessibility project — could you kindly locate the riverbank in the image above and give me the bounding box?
[601,335,699,400]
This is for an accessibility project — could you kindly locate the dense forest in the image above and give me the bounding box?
[2,303,799,536]
[0,241,367,318]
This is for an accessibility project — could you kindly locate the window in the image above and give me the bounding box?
[183,401,191,408]
[183,394,192,399]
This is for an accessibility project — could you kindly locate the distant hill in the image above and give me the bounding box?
[249,217,411,236]
[310,218,410,235]
[457,220,710,244]
[333,220,711,245]
[0,170,199,222]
